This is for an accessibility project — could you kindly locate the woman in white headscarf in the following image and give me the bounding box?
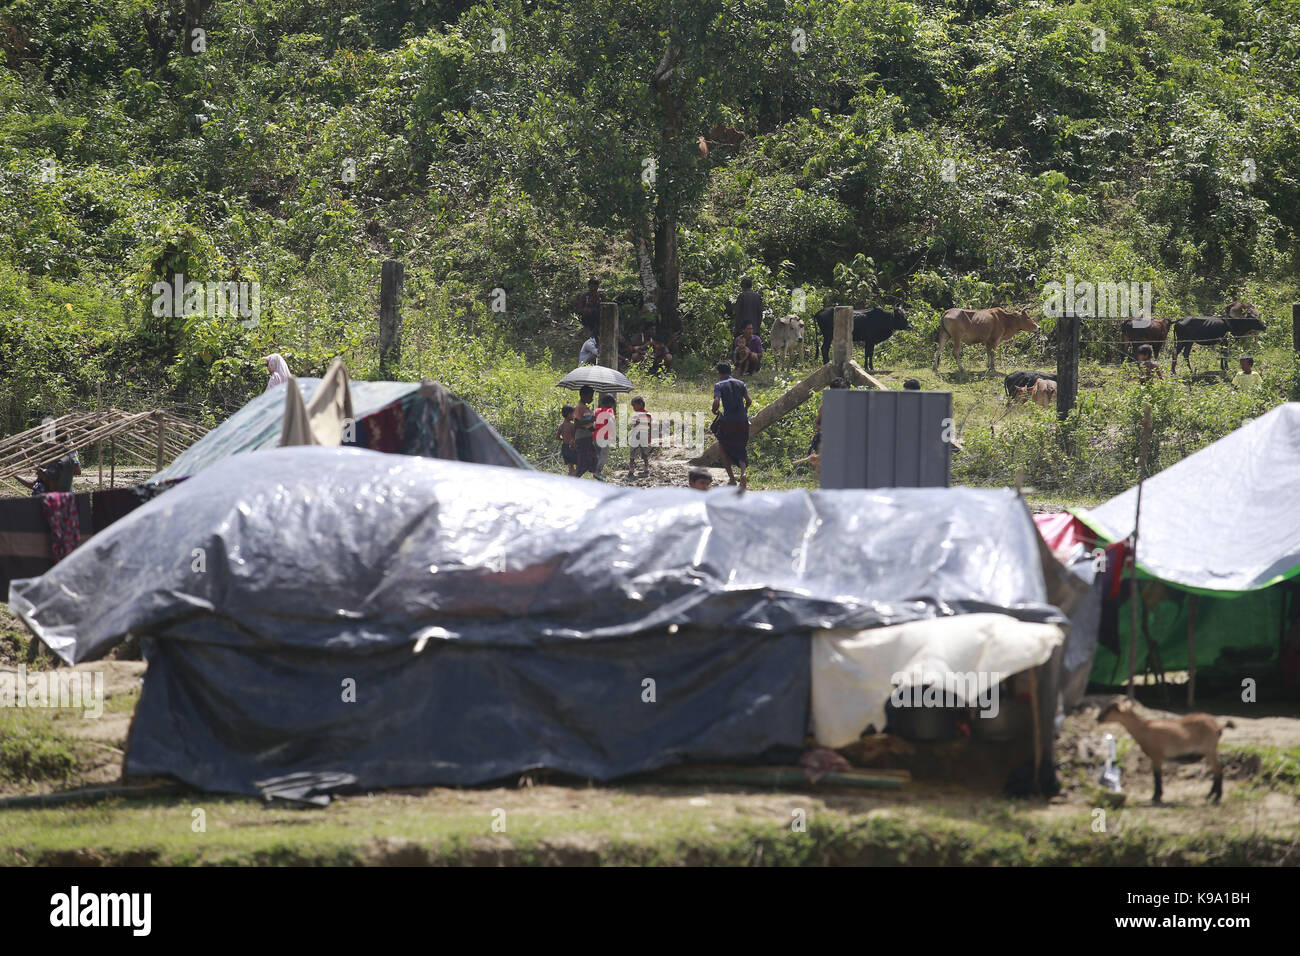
[264,353,290,390]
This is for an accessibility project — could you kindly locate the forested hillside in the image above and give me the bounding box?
[2,0,1298,465]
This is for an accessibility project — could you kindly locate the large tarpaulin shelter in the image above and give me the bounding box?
[10,448,1064,797]
[153,377,529,482]
[1076,403,1300,681]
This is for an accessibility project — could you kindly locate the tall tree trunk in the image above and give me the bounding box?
[633,218,659,325]
[650,37,683,332]
[653,210,680,332]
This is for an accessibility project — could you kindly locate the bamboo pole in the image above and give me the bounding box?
[110,437,115,488]
[1028,666,1042,795]
[1127,409,1152,700]
[154,415,167,473]
[96,384,103,489]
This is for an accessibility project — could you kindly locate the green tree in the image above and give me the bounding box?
[451,0,799,329]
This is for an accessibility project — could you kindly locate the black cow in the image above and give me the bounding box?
[1003,370,1057,400]
[815,306,911,369]
[1170,315,1266,373]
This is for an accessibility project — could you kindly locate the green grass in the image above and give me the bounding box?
[1223,745,1300,799]
[1,787,1294,866]
[0,710,86,786]
[567,343,1293,497]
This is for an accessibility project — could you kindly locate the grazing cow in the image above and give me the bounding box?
[933,307,1038,373]
[1016,377,1057,408]
[1226,301,1260,319]
[1003,370,1057,400]
[814,305,911,369]
[1170,315,1266,373]
[1119,317,1171,362]
[769,314,805,369]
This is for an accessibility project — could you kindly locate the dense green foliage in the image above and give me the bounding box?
[1,0,1297,485]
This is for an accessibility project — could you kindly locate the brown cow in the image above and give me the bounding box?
[1119,317,1171,363]
[933,307,1039,373]
[1016,377,1057,408]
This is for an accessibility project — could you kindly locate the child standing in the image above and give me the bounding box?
[556,404,577,476]
[627,396,653,479]
[592,393,617,480]
[1134,344,1162,384]
[1233,355,1262,390]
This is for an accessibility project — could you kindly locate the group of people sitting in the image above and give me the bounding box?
[578,329,675,374]
[574,277,675,374]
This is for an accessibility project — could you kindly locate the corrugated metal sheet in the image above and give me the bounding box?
[819,389,952,489]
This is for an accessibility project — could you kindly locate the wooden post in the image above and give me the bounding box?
[843,359,886,390]
[831,306,852,376]
[1056,310,1079,426]
[1028,666,1042,796]
[1292,303,1300,355]
[379,258,404,377]
[96,383,104,490]
[598,302,620,370]
[109,437,115,488]
[1187,594,1199,708]
[154,416,167,473]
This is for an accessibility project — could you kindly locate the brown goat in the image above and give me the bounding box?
[1097,698,1234,803]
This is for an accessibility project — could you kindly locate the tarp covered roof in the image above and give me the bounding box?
[153,377,528,481]
[1078,402,1300,593]
[8,448,1063,794]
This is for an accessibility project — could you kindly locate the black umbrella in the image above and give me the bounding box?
[557,365,634,393]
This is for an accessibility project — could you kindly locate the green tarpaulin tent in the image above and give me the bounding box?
[154,377,530,482]
[1076,403,1300,688]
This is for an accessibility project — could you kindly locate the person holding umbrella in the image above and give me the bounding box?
[573,385,599,478]
[556,364,634,479]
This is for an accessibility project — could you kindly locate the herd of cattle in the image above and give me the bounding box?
[762,301,1266,378]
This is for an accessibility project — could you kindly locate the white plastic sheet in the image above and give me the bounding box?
[1080,403,1300,592]
[811,613,1065,748]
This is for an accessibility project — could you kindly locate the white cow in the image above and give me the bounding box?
[769,314,805,370]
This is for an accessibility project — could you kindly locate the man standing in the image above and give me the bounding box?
[575,278,603,338]
[733,277,763,337]
[711,362,752,488]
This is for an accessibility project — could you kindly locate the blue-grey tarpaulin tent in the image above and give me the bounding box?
[10,448,1062,797]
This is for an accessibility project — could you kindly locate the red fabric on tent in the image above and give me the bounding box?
[1033,511,1095,558]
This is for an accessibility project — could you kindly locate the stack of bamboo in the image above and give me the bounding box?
[0,409,207,495]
